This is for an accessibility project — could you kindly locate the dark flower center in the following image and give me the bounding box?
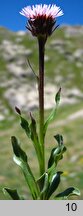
[26,15,56,38]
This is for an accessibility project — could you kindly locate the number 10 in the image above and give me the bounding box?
[66,203,77,211]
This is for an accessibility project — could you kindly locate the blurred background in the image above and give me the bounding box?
[0,0,83,199]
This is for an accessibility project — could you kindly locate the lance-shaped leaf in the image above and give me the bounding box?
[48,134,66,169]
[30,113,39,142]
[37,173,49,197]
[55,187,80,199]
[37,173,45,192]
[44,88,61,136]
[45,171,63,199]
[3,188,21,200]
[15,108,42,172]
[20,116,31,138]
[30,113,42,160]
[48,147,59,169]
[11,136,40,200]
[21,113,42,161]
[11,136,27,162]
[55,87,61,104]
[15,106,31,138]
[41,173,49,195]
[54,134,63,147]
[26,58,39,83]
[15,106,21,115]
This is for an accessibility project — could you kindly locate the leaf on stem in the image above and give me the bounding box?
[20,116,31,138]
[15,108,42,173]
[37,173,49,195]
[15,106,31,138]
[11,136,40,200]
[26,58,39,83]
[55,87,61,104]
[30,112,38,141]
[44,88,61,137]
[11,136,27,163]
[45,171,63,199]
[3,188,21,200]
[30,113,42,160]
[41,173,49,195]
[37,173,45,191]
[15,106,21,115]
[55,187,80,199]
[48,134,67,169]
[54,134,63,146]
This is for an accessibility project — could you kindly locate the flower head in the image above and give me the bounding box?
[20,4,63,39]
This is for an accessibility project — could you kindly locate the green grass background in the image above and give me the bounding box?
[0,26,83,199]
[0,103,83,199]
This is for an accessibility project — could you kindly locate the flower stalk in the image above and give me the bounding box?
[38,37,46,174]
[3,4,80,201]
[19,4,64,177]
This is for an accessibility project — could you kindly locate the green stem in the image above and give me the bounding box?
[38,37,45,175]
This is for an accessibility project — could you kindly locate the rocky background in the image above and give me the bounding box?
[0,26,83,120]
[0,26,83,199]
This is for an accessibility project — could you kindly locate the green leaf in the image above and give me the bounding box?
[11,136,40,200]
[37,173,45,192]
[54,134,63,147]
[44,88,61,136]
[20,116,31,138]
[15,106,21,115]
[30,113,38,142]
[55,87,61,104]
[30,113,42,163]
[48,147,58,168]
[48,145,64,169]
[15,107,30,138]
[11,136,27,163]
[37,173,49,199]
[41,173,49,195]
[48,135,67,169]
[55,187,80,199]
[3,188,21,200]
[15,109,42,173]
[45,172,63,199]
